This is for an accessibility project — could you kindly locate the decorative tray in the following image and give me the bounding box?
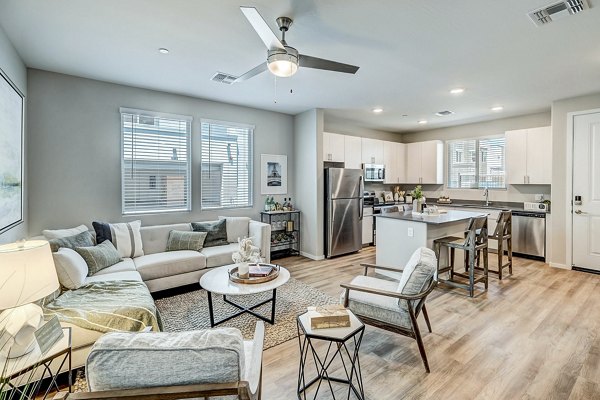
[228,263,280,284]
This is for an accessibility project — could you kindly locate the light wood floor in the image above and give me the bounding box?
[262,247,600,400]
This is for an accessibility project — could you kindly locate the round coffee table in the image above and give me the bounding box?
[199,264,290,327]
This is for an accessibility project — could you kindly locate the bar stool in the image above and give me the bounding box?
[433,216,489,297]
[475,210,512,279]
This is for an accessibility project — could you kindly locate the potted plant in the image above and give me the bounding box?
[411,185,426,213]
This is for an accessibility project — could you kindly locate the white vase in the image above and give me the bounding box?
[413,198,424,213]
[237,262,249,279]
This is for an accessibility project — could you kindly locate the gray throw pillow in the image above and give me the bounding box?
[166,230,208,252]
[191,220,228,247]
[49,230,95,253]
[75,241,122,276]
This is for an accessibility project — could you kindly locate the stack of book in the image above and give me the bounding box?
[249,264,275,277]
[307,305,351,329]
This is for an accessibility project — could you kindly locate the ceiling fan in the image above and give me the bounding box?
[234,6,360,83]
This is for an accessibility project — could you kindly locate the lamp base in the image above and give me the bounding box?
[0,303,44,359]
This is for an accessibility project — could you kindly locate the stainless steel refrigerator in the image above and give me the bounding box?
[325,168,364,258]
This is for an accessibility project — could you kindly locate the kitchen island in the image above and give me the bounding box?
[376,210,486,278]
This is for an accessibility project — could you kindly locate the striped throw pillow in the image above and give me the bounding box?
[93,220,144,258]
[75,241,122,276]
[166,230,208,252]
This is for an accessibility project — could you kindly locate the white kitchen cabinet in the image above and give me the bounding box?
[384,142,406,184]
[323,132,345,162]
[404,140,443,184]
[344,135,363,169]
[361,138,384,164]
[505,126,551,185]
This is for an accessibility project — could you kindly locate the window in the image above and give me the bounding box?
[447,137,505,189]
[201,120,253,210]
[120,108,192,214]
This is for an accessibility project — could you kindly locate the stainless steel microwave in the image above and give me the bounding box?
[363,164,385,182]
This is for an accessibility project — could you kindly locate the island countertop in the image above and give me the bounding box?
[376,209,486,225]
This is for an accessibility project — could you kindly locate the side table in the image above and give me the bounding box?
[1,327,72,399]
[296,310,365,400]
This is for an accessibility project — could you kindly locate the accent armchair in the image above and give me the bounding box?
[341,247,438,372]
[54,322,265,400]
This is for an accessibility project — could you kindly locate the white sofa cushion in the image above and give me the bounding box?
[140,223,191,255]
[92,258,136,276]
[219,216,251,243]
[93,220,144,258]
[85,271,143,285]
[134,250,206,281]
[43,224,89,240]
[52,248,89,289]
[201,243,239,268]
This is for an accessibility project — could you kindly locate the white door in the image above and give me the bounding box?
[405,142,422,183]
[344,136,362,169]
[572,112,600,271]
[505,129,528,184]
[526,126,552,184]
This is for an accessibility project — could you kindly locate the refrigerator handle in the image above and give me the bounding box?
[359,176,364,220]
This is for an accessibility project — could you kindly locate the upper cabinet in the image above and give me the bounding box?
[405,140,443,184]
[344,135,363,169]
[505,126,552,185]
[383,142,406,184]
[361,138,384,164]
[323,132,345,162]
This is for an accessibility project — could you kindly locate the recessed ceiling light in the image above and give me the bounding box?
[372,107,383,114]
[491,106,504,112]
[158,48,169,54]
[450,88,465,94]
[418,120,428,125]
[435,110,455,117]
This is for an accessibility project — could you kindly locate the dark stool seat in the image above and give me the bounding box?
[433,215,489,297]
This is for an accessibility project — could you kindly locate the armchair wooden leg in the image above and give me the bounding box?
[409,310,430,373]
[422,304,432,333]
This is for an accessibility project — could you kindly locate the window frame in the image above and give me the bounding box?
[446,134,507,190]
[120,107,193,215]
[200,118,254,211]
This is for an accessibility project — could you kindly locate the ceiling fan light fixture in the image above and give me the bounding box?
[267,49,298,77]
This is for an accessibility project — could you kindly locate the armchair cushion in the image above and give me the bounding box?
[397,247,437,298]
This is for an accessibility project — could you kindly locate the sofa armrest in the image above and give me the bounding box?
[249,220,271,264]
[247,321,265,396]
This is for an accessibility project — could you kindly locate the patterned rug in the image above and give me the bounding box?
[155,277,338,349]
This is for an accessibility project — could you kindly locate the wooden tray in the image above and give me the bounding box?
[228,263,280,284]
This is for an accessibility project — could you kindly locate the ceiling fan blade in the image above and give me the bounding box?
[240,6,285,51]
[299,54,359,74]
[234,62,268,83]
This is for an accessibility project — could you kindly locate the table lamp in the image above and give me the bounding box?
[0,240,59,358]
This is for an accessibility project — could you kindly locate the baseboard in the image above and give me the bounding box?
[300,251,325,260]
[549,262,569,270]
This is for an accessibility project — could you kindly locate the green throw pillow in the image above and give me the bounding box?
[75,240,122,276]
[166,230,208,252]
[49,230,94,252]
[191,220,228,247]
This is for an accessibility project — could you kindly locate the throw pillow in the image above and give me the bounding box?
[397,247,437,297]
[48,230,95,253]
[52,248,89,289]
[191,220,228,247]
[75,241,122,276]
[43,224,89,240]
[92,220,144,258]
[166,230,208,252]
[218,216,251,243]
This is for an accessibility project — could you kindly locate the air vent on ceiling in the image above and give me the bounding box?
[435,110,455,117]
[211,72,238,85]
[528,0,589,26]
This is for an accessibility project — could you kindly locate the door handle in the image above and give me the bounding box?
[574,210,586,214]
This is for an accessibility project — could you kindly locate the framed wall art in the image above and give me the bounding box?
[0,68,24,234]
[260,154,287,195]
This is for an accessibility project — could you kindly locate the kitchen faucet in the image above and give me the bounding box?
[483,188,490,206]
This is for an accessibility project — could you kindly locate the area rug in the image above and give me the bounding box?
[155,277,338,349]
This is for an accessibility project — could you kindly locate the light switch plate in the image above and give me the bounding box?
[407,227,414,237]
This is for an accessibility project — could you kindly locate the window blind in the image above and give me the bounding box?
[201,120,253,210]
[447,137,505,189]
[120,108,192,214]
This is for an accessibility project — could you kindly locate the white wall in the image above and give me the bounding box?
[293,109,324,259]
[0,25,27,244]
[26,69,295,234]
[324,114,402,142]
[550,92,600,268]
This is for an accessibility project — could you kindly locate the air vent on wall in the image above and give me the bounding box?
[211,72,238,84]
[528,0,590,26]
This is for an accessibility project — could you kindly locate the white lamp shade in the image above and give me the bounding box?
[0,240,59,310]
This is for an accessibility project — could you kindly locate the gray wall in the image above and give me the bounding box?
[550,92,600,268]
[294,109,324,259]
[27,69,295,234]
[0,25,27,244]
[324,114,402,142]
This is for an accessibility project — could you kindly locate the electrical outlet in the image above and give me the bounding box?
[408,227,414,237]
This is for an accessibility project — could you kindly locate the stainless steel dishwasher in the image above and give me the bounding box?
[511,211,546,261]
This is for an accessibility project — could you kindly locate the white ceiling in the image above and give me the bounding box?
[1,0,599,132]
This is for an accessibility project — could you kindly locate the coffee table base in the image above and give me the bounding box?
[207,289,277,327]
